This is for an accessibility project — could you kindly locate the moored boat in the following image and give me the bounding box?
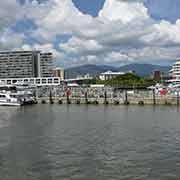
[0,83,37,106]
[11,91,37,105]
[0,92,22,106]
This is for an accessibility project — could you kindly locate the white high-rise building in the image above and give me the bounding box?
[0,50,53,78]
[170,61,180,79]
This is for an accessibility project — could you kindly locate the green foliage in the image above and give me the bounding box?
[101,73,155,88]
[83,79,96,85]
[84,73,155,88]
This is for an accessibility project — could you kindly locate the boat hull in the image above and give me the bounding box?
[0,102,21,106]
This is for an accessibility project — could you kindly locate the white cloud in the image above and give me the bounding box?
[0,29,25,49]
[59,37,104,55]
[98,0,149,23]
[21,43,63,59]
[0,0,180,66]
[0,0,22,29]
[30,0,180,66]
[104,52,129,63]
[31,0,95,41]
[141,20,180,46]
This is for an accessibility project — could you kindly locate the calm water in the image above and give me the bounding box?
[0,105,180,180]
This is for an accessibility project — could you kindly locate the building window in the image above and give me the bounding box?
[7,80,11,84]
[42,79,47,84]
[12,80,17,84]
[48,79,52,84]
[36,79,41,84]
[54,78,59,84]
[30,79,35,84]
[24,79,28,83]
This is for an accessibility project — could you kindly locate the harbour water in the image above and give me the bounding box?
[0,105,180,179]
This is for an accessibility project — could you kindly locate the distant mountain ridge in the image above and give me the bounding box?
[118,63,171,77]
[65,64,118,79]
[65,63,171,79]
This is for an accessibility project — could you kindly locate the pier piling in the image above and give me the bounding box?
[41,99,46,104]
[66,88,71,104]
[49,90,54,104]
[76,99,80,104]
[153,89,156,105]
[104,91,107,104]
[58,99,63,104]
[85,91,89,104]
[177,90,179,106]
[124,90,129,105]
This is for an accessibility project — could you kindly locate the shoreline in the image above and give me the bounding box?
[36,96,180,106]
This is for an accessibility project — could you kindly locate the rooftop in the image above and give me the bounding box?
[0,50,41,54]
[53,67,64,70]
[174,61,180,65]
[101,71,125,75]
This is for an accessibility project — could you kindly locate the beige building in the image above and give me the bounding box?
[53,68,65,80]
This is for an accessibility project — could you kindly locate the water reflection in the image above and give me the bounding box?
[1,105,54,180]
[0,105,180,179]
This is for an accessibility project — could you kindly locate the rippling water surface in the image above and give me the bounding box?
[0,104,180,179]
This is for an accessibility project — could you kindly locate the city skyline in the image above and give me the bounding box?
[1,0,180,67]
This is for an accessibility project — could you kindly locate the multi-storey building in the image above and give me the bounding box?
[40,52,53,77]
[0,50,53,78]
[152,70,162,82]
[170,61,180,79]
[53,67,65,80]
[99,71,125,81]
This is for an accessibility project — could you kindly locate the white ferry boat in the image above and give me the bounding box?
[0,83,37,106]
[0,91,37,106]
[0,92,22,106]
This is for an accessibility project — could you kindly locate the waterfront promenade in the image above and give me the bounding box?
[35,86,180,106]
[37,95,180,105]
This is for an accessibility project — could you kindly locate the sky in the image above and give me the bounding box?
[1,0,180,67]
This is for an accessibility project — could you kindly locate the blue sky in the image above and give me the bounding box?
[144,0,180,23]
[72,0,105,17]
[72,0,180,23]
[1,0,180,67]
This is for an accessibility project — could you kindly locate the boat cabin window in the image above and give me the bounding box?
[0,95,6,98]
